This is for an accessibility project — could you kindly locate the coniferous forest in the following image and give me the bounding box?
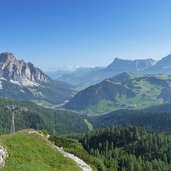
[80,125,171,171]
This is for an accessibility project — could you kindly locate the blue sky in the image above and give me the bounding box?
[1,0,171,70]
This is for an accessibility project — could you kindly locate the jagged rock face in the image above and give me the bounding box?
[0,52,49,86]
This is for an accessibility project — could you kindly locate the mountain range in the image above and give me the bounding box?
[65,72,171,115]
[0,52,73,104]
[50,54,171,89]
[2,51,171,110]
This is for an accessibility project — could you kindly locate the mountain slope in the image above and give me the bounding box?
[0,130,80,171]
[90,108,171,132]
[80,125,171,170]
[0,52,73,104]
[0,99,88,134]
[65,72,171,115]
[147,54,171,74]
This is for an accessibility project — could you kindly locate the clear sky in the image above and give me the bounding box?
[1,0,171,70]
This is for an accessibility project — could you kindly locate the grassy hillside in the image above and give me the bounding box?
[65,73,171,115]
[0,130,80,171]
[0,99,88,134]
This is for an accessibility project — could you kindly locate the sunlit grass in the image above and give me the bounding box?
[1,131,80,171]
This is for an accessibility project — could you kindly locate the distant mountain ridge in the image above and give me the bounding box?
[57,67,103,89]
[53,54,171,89]
[147,54,171,73]
[106,57,156,72]
[56,59,155,89]
[0,52,73,104]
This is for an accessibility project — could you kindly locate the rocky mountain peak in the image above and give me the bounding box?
[0,52,16,63]
[0,52,49,86]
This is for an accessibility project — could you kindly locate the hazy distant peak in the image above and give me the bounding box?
[112,57,130,63]
[160,53,171,62]
[107,57,156,72]
[112,57,155,62]
[113,57,122,61]
[149,53,171,72]
[135,58,155,62]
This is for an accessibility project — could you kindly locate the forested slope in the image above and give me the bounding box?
[80,125,171,171]
[0,99,88,134]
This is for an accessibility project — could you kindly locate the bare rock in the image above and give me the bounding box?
[0,145,8,168]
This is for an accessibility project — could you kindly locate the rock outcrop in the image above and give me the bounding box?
[0,145,8,168]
